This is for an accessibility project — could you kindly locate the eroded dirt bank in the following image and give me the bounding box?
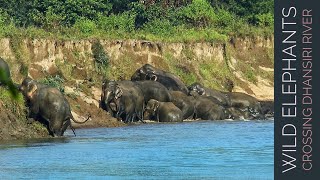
[0,37,274,140]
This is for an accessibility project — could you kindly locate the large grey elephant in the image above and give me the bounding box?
[225,92,263,118]
[188,82,230,106]
[192,96,226,120]
[169,91,195,120]
[101,80,145,123]
[135,80,172,104]
[225,107,252,120]
[131,64,189,94]
[19,77,90,137]
[144,99,183,122]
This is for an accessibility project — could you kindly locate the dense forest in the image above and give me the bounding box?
[0,0,273,41]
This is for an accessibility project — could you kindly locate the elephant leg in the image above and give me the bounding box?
[47,121,55,137]
[107,106,114,117]
[61,120,74,136]
[131,113,135,123]
[125,113,131,123]
[136,111,145,123]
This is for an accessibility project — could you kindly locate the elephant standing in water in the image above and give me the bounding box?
[225,92,263,119]
[191,95,226,120]
[144,99,183,122]
[135,80,172,103]
[131,64,189,94]
[188,82,230,106]
[19,77,90,137]
[101,80,145,123]
[169,91,195,120]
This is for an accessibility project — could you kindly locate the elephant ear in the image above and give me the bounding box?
[115,86,123,99]
[109,102,117,112]
[153,102,160,112]
[27,83,38,99]
[102,79,109,90]
[139,68,144,74]
[199,88,205,95]
[150,74,157,81]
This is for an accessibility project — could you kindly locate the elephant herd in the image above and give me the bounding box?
[101,64,272,123]
[1,57,273,137]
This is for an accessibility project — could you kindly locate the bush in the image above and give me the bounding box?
[142,19,174,36]
[92,41,109,76]
[0,9,15,36]
[42,7,66,31]
[256,13,274,27]
[73,18,97,36]
[0,87,26,117]
[97,11,136,33]
[40,75,65,93]
[179,0,216,28]
[0,0,274,41]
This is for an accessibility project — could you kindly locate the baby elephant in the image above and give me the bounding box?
[144,99,183,122]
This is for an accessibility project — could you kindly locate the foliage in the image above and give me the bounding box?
[92,41,109,76]
[40,75,65,93]
[237,61,258,84]
[0,87,25,116]
[0,0,273,41]
[97,11,136,33]
[212,0,274,26]
[107,55,136,80]
[0,69,19,98]
[179,0,216,28]
[73,18,97,36]
[199,62,234,90]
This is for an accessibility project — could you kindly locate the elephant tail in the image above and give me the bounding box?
[69,124,77,136]
[71,112,91,124]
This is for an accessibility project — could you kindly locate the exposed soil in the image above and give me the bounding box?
[66,95,124,129]
[0,37,274,141]
[0,102,49,141]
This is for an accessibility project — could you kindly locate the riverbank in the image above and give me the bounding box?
[0,36,274,140]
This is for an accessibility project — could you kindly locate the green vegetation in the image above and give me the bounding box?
[92,41,110,77]
[199,62,234,90]
[39,75,65,93]
[0,0,273,42]
[107,55,136,80]
[0,87,25,117]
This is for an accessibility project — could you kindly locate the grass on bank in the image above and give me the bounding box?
[0,22,272,43]
[0,87,25,116]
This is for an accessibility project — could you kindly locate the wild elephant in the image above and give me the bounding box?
[131,64,189,94]
[259,100,274,118]
[135,80,171,104]
[225,92,263,119]
[101,80,145,123]
[100,80,117,117]
[225,107,252,120]
[188,82,230,106]
[19,77,90,137]
[144,99,183,122]
[193,96,226,120]
[0,57,11,86]
[169,91,195,120]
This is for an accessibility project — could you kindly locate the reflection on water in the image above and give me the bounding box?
[0,138,71,150]
[0,120,273,179]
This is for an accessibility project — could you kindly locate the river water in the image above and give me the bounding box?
[0,120,273,179]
